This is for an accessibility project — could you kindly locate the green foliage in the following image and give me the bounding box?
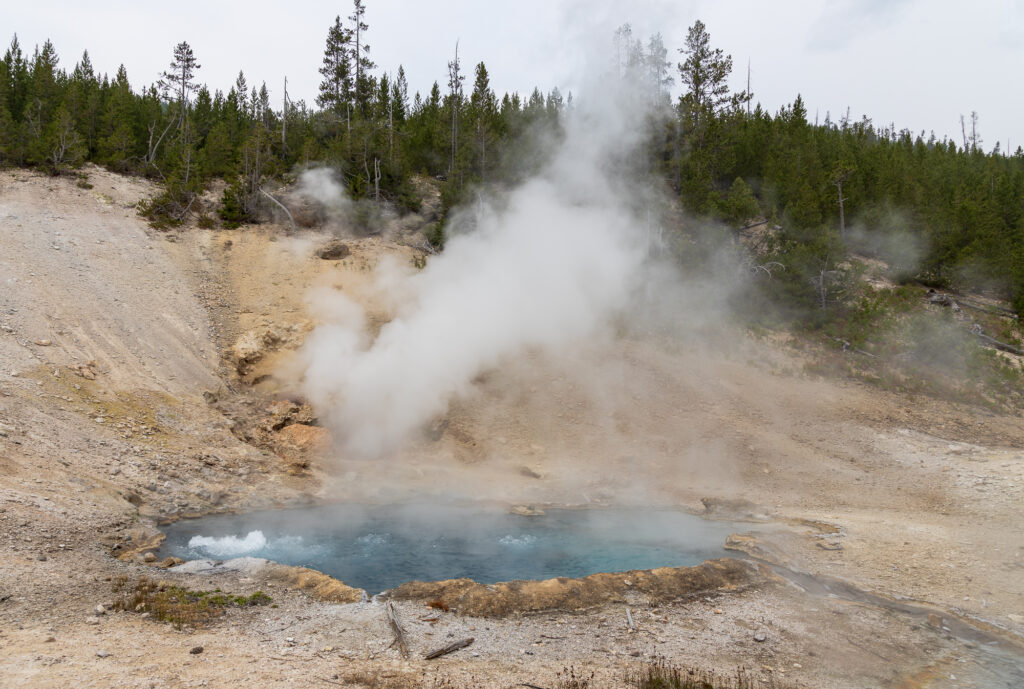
[750,224,849,323]
[112,576,271,629]
[790,280,1024,411]
[424,222,445,249]
[719,177,760,225]
[822,284,919,348]
[394,176,421,213]
[438,176,463,217]
[218,178,251,228]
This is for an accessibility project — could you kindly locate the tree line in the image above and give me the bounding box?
[1,9,1022,315]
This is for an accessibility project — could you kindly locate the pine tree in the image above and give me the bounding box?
[0,56,15,164]
[24,39,62,165]
[99,64,137,169]
[348,0,375,113]
[678,20,735,119]
[3,36,29,123]
[67,50,100,156]
[676,21,747,209]
[392,66,408,124]
[645,33,672,106]
[159,41,200,132]
[469,62,497,180]
[317,16,353,117]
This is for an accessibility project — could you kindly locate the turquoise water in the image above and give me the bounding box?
[159,503,737,593]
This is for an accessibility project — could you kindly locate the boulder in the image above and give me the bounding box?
[314,240,351,260]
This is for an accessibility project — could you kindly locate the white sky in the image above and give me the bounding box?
[7,0,1024,152]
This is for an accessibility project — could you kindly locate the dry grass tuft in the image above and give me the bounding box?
[426,598,450,612]
[625,659,792,689]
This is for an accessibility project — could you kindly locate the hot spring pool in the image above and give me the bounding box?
[159,503,741,593]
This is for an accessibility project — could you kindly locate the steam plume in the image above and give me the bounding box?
[297,75,667,457]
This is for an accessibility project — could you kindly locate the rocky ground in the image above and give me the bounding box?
[0,166,1022,688]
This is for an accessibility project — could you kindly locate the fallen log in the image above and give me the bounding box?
[386,601,409,658]
[958,298,1019,319]
[831,337,877,358]
[424,637,474,660]
[927,292,1019,320]
[976,333,1024,356]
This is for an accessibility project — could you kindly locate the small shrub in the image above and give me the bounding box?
[395,177,422,213]
[424,222,445,250]
[112,576,271,629]
[196,211,216,229]
[218,179,250,229]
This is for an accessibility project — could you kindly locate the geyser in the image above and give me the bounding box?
[160,504,744,593]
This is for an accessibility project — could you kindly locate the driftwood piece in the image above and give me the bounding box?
[423,637,474,660]
[626,607,636,632]
[386,601,409,658]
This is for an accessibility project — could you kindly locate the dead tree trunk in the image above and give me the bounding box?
[281,76,288,155]
[259,189,296,234]
[836,179,846,240]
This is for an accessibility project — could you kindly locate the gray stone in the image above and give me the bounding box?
[314,240,351,260]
